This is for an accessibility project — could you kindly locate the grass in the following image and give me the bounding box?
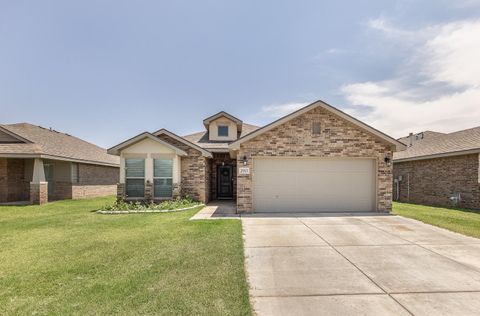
[393,202,480,238]
[0,196,251,315]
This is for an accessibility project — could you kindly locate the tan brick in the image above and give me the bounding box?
[236,106,393,213]
[393,154,480,209]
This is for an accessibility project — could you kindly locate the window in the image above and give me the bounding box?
[125,158,145,198]
[218,125,229,137]
[154,159,173,198]
[71,163,79,183]
[312,122,321,135]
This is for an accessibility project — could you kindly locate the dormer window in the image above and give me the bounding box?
[218,125,229,137]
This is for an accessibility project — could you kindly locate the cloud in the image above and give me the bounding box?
[342,19,480,138]
[257,101,310,119]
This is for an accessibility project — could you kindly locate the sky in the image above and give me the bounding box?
[1,0,480,148]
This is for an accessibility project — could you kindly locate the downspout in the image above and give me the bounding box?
[407,173,410,202]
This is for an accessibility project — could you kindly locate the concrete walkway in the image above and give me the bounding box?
[242,213,480,316]
[190,200,239,220]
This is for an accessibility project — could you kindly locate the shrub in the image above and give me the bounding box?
[102,197,200,211]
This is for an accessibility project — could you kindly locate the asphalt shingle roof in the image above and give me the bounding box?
[393,126,480,161]
[0,123,119,166]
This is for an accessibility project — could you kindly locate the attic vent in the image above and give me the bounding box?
[312,122,321,135]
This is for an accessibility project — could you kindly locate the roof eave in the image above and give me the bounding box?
[0,153,119,167]
[229,100,406,151]
[0,126,34,144]
[393,148,480,163]
[107,132,188,157]
[152,129,213,158]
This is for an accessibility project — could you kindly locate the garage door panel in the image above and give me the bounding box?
[252,158,375,213]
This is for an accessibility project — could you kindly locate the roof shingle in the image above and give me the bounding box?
[0,123,119,166]
[393,126,480,161]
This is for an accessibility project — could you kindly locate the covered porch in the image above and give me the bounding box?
[0,157,79,205]
[209,152,237,201]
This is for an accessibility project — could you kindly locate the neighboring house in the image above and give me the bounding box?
[0,123,119,205]
[109,100,405,213]
[393,127,480,209]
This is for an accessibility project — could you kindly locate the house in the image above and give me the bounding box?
[393,127,480,209]
[0,123,119,205]
[108,100,405,213]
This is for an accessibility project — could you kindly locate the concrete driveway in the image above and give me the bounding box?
[242,213,480,316]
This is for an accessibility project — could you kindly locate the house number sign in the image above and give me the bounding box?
[239,167,250,175]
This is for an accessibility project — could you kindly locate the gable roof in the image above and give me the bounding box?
[0,123,119,166]
[182,123,260,151]
[152,129,213,158]
[107,132,188,156]
[0,125,33,143]
[393,126,480,162]
[228,100,406,151]
[203,111,243,131]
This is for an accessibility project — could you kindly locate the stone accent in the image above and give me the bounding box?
[144,181,153,201]
[157,134,210,203]
[172,182,181,198]
[30,182,48,204]
[393,154,480,209]
[117,183,125,200]
[236,106,393,212]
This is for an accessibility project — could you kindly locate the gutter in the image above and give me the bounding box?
[393,148,480,163]
[0,153,119,167]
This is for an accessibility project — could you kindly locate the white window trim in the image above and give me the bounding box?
[218,125,229,137]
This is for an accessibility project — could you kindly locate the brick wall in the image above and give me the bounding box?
[0,158,7,202]
[51,181,73,200]
[69,163,118,199]
[0,158,29,202]
[393,154,480,209]
[30,182,47,204]
[77,164,119,185]
[157,134,209,203]
[237,106,393,212]
[72,184,117,199]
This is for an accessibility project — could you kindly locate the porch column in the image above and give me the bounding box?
[30,158,48,205]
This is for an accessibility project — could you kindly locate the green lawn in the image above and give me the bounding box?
[0,197,251,315]
[393,202,480,238]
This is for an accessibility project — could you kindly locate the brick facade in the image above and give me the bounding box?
[393,154,480,209]
[236,106,393,212]
[0,158,30,203]
[69,163,118,199]
[157,134,209,203]
[30,182,48,204]
[0,158,7,202]
[0,158,118,204]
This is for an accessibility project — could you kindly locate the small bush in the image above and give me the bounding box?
[102,197,201,211]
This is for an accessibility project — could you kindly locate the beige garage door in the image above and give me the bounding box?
[252,158,376,212]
